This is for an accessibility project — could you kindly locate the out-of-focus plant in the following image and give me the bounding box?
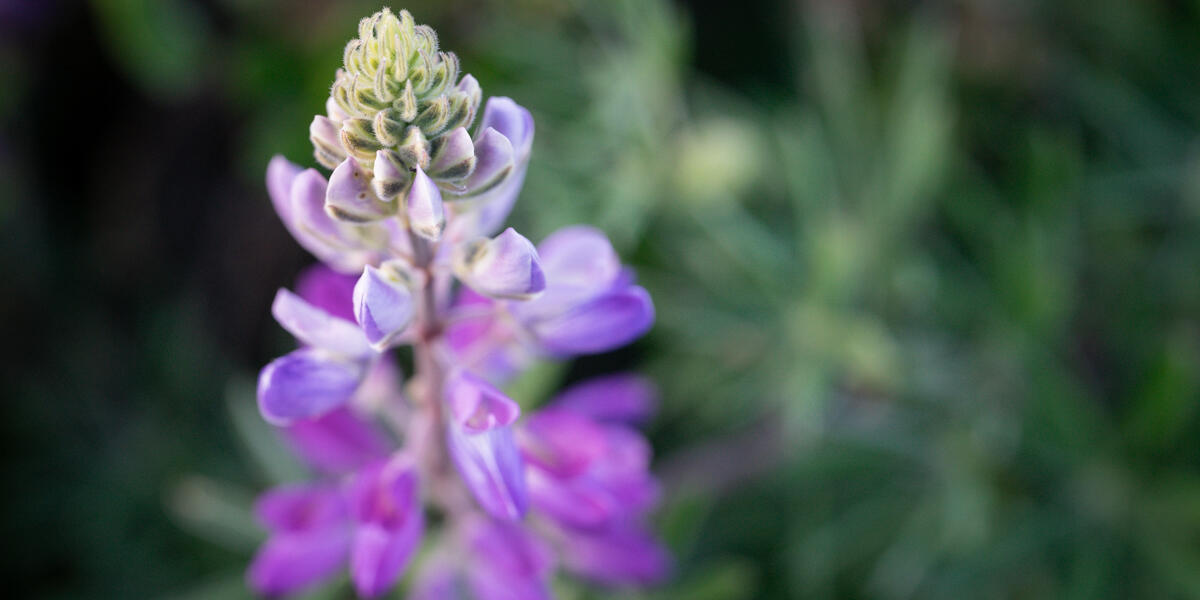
[100,0,1200,599]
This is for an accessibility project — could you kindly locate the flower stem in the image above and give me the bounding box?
[407,230,468,514]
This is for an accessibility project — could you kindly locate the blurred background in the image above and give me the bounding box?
[4,0,1200,598]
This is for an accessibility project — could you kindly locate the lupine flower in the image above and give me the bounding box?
[248,453,422,598]
[520,377,671,586]
[249,8,666,598]
[445,226,655,380]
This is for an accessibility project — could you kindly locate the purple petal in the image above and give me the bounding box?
[456,74,481,105]
[272,288,371,358]
[277,168,362,270]
[445,371,520,433]
[406,165,445,240]
[247,527,351,597]
[350,357,405,413]
[477,97,535,158]
[287,168,374,272]
[353,265,415,350]
[462,99,534,238]
[267,155,302,224]
[467,163,527,238]
[465,518,554,597]
[534,225,621,304]
[350,517,423,598]
[289,169,344,244]
[462,128,514,196]
[444,288,497,354]
[444,291,525,381]
[372,149,409,200]
[446,422,528,520]
[429,127,475,179]
[526,468,618,530]
[326,156,390,222]
[558,526,672,586]
[282,407,391,475]
[257,349,364,425]
[530,286,655,356]
[518,409,607,478]
[326,97,349,122]
[310,115,344,164]
[350,454,421,526]
[553,374,658,424]
[295,264,358,323]
[254,483,347,532]
[525,422,659,529]
[454,227,545,300]
[586,426,660,517]
[346,456,424,596]
[465,520,554,580]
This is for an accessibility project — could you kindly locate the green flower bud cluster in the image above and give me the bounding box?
[310,8,482,188]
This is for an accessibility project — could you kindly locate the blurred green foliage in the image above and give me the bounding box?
[5,0,1200,598]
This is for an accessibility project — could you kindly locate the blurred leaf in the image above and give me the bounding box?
[90,0,210,98]
[226,377,306,485]
[166,475,260,552]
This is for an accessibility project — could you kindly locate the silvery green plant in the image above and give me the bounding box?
[252,8,666,598]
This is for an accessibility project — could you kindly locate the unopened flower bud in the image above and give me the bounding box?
[442,92,476,134]
[455,75,482,117]
[373,108,408,148]
[325,97,349,123]
[311,115,346,170]
[395,126,431,171]
[340,118,383,160]
[371,150,410,201]
[459,128,514,197]
[395,80,419,122]
[454,228,545,300]
[412,96,450,137]
[326,157,393,222]
[428,127,475,181]
[405,166,444,240]
[353,261,417,350]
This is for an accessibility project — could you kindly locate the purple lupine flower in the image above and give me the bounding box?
[294,264,357,323]
[462,517,555,600]
[266,157,404,274]
[249,8,667,598]
[453,227,545,300]
[248,482,351,597]
[257,288,375,425]
[551,374,658,425]
[282,406,391,475]
[520,408,658,530]
[409,517,554,600]
[556,524,673,585]
[446,226,655,380]
[247,454,423,598]
[520,378,671,586]
[347,454,425,598]
[444,371,529,521]
[353,262,417,350]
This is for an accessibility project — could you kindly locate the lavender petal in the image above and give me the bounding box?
[530,286,655,356]
[272,288,372,358]
[353,265,415,351]
[257,348,364,425]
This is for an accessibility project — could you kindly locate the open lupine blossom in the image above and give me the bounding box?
[251,8,667,598]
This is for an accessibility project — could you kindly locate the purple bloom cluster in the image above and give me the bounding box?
[248,9,666,598]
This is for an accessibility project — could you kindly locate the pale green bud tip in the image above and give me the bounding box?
[316,8,481,175]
